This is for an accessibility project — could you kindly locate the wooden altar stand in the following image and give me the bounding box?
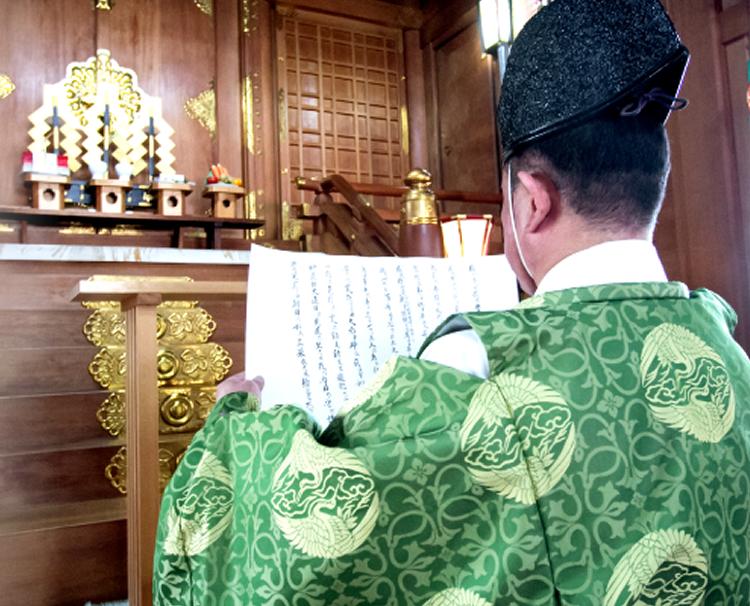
[70,279,247,606]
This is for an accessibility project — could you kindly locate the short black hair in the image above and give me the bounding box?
[508,114,670,229]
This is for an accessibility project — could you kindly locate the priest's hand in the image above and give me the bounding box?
[216,372,264,401]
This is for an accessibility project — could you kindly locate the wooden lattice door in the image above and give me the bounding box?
[276,7,410,232]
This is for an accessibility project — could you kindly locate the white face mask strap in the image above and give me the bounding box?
[507,160,534,280]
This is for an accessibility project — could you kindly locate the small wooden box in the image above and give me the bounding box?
[90,179,129,214]
[202,184,246,218]
[23,173,71,211]
[152,182,193,216]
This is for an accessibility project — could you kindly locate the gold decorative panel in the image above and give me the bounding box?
[27,49,177,177]
[105,445,187,494]
[194,0,212,15]
[83,276,232,493]
[185,87,216,137]
[242,0,252,34]
[96,392,125,437]
[243,76,255,154]
[0,74,15,100]
[105,446,127,494]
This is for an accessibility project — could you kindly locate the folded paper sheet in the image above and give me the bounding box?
[245,245,519,425]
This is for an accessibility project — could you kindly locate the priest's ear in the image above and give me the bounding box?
[515,170,560,233]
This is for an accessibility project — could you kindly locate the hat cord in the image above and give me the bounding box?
[620,88,688,117]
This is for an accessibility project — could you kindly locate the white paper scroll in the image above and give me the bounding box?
[245,245,519,426]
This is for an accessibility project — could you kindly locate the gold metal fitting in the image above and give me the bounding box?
[401,168,439,225]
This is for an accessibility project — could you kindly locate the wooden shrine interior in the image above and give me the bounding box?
[0,1,749,604]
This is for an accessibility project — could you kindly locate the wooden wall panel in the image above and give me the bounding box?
[0,257,247,605]
[662,0,750,350]
[1,347,97,396]
[433,20,500,200]
[0,392,111,455]
[723,36,750,285]
[96,0,216,215]
[0,446,123,509]
[1,308,90,348]
[421,2,502,255]
[0,0,94,207]
[0,520,127,606]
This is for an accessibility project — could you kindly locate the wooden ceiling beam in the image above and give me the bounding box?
[275,0,423,29]
[420,0,477,47]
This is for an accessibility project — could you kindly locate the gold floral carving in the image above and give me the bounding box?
[185,87,216,137]
[193,0,213,15]
[83,276,232,491]
[88,343,231,390]
[105,445,188,494]
[65,49,141,126]
[160,392,195,427]
[0,74,15,100]
[159,448,177,490]
[160,308,216,343]
[94,0,114,10]
[105,446,127,494]
[58,226,96,235]
[97,392,126,437]
[89,348,127,389]
[83,308,126,346]
[159,387,216,434]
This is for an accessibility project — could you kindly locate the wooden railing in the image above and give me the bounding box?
[293,171,502,256]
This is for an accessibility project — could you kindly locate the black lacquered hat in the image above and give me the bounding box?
[498,0,690,161]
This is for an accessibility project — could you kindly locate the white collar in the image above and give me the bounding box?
[535,239,667,295]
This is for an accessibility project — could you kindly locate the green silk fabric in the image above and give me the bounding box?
[153,282,750,605]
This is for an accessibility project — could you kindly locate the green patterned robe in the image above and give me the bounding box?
[153,282,750,605]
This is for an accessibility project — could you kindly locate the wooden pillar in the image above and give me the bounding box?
[662,0,750,349]
[123,293,161,606]
[404,29,429,169]
[214,0,243,180]
[240,0,279,240]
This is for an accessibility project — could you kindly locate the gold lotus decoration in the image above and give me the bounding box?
[0,73,15,100]
[27,49,176,176]
[185,86,216,137]
[83,275,233,493]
